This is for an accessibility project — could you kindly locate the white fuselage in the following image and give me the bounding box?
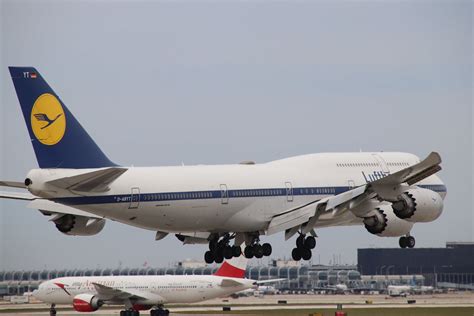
[34,275,254,305]
[27,152,447,234]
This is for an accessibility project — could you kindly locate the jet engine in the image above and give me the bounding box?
[363,204,413,237]
[73,294,103,312]
[391,188,443,223]
[53,214,106,236]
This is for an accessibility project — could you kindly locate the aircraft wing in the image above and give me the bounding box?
[266,152,442,237]
[220,278,247,287]
[92,283,164,303]
[254,278,286,285]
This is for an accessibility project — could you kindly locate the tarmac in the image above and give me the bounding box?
[1,293,473,315]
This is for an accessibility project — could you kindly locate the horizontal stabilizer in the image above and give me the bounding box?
[0,191,36,200]
[46,167,127,192]
[0,181,25,189]
[28,199,102,219]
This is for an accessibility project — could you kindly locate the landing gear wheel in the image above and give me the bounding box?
[254,244,264,258]
[301,248,312,260]
[244,245,254,258]
[407,236,415,248]
[223,246,233,259]
[231,245,242,257]
[291,248,302,261]
[214,252,224,263]
[150,309,169,316]
[296,235,305,248]
[262,243,272,256]
[132,311,140,316]
[304,236,316,249]
[204,250,214,264]
[399,236,407,248]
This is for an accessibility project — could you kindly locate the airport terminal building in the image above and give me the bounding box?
[358,242,474,289]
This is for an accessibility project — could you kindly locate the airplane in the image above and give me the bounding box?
[1,67,447,263]
[33,252,282,316]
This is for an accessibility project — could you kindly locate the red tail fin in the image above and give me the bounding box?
[213,251,248,278]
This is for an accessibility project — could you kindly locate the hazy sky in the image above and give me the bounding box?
[0,0,472,271]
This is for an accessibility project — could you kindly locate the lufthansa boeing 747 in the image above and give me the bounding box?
[1,67,447,263]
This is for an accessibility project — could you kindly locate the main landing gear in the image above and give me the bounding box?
[205,234,242,263]
[244,238,272,259]
[399,235,415,248]
[150,307,170,316]
[291,234,316,261]
[49,304,56,316]
[120,310,140,316]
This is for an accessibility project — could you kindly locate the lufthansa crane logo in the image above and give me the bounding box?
[30,93,66,145]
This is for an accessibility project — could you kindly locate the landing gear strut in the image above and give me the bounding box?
[291,234,316,261]
[204,234,242,263]
[399,235,415,248]
[49,304,56,316]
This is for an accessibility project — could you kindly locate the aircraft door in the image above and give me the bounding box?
[285,182,293,202]
[372,154,389,173]
[129,187,140,209]
[220,184,229,204]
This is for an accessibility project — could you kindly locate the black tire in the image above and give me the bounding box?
[120,311,126,316]
[244,245,254,258]
[209,240,217,251]
[304,236,316,249]
[214,252,224,263]
[296,235,305,248]
[407,236,415,248]
[223,246,233,259]
[301,248,312,260]
[164,309,170,316]
[50,310,57,316]
[132,311,140,316]
[232,245,242,257]
[291,248,302,261]
[204,251,214,264]
[254,244,264,258]
[399,236,407,248]
[262,243,272,256]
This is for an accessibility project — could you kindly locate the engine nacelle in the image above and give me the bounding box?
[53,214,106,236]
[392,188,443,223]
[363,204,413,237]
[73,294,103,312]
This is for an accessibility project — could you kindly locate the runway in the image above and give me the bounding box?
[1,293,474,315]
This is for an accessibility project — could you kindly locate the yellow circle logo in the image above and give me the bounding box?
[31,93,66,145]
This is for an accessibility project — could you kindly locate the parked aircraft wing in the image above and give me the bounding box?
[91,282,164,302]
[254,278,286,285]
[46,167,128,192]
[28,199,102,219]
[220,279,247,287]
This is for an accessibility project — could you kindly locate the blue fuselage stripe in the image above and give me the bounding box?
[51,184,447,206]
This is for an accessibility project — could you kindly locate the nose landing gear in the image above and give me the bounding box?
[399,235,415,248]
